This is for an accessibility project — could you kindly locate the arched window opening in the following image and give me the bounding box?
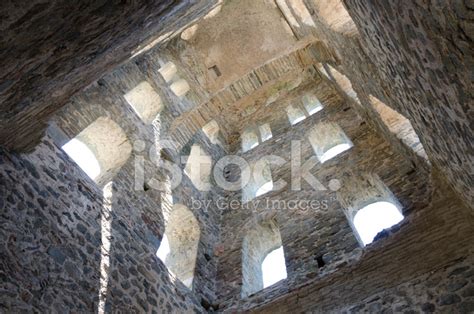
[184,145,212,191]
[158,61,191,98]
[327,65,360,104]
[158,62,178,83]
[62,139,101,180]
[181,24,199,41]
[311,0,358,36]
[242,221,286,297]
[242,106,258,118]
[242,160,274,202]
[288,77,304,91]
[353,201,404,246]
[156,204,200,289]
[286,94,322,126]
[202,120,221,145]
[259,123,273,142]
[255,181,274,197]
[265,91,281,106]
[320,143,352,163]
[308,122,353,163]
[156,234,170,262]
[242,129,259,152]
[203,0,223,20]
[170,78,190,98]
[336,173,404,247]
[124,81,163,124]
[242,124,273,152]
[369,95,428,160]
[302,94,323,116]
[62,117,131,185]
[286,104,306,125]
[262,246,287,288]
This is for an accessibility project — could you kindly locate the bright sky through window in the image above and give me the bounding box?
[255,181,273,197]
[287,105,306,125]
[242,130,259,152]
[306,104,322,115]
[262,247,287,288]
[156,234,170,262]
[292,116,305,125]
[354,202,404,245]
[320,143,352,163]
[62,139,101,180]
[304,100,323,115]
[259,123,273,142]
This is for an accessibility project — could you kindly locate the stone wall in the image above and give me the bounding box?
[342,0,473,208]
[283,0,473,207]
[214,78,435,309]
[0,35,229,312]
[0,0,216,151]
[221,172,474,313]
[175,0,298,94]
[0,138,207,312]
[1,1,472,313]
[337,256,474,313]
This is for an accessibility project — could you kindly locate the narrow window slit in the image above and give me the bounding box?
[209,65,222,79]
[316,255,326,268]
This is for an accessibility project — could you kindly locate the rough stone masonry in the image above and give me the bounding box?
[0,0,473,313]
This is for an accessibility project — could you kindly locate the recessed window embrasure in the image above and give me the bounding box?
[307,121,353,163]
[242,220,287,297]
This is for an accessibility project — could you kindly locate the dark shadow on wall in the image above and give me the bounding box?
[0,131,204,312]
[0,138,103,312]
[98,166,192,312]
[99,151,206,312]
